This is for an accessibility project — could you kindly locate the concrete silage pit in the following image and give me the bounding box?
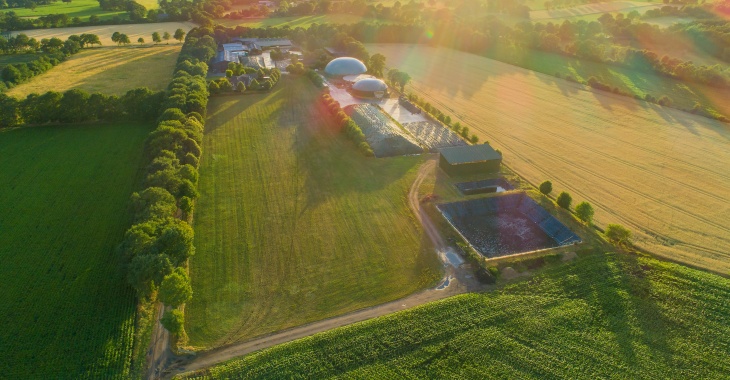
[437,193,581,258]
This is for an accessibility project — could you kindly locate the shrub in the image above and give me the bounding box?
[161,309,184,335]
[539,180,552,195]
[476,267,496,284]
[159,267,193,307]
[557,191,572,209]
[575,201,594,224]
[605,224,632,245]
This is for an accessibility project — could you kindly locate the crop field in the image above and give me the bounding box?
[529,0,662,20]
[402,120,467,152]
[11,21,196,46]
[215,14,377,28]
[0,123,151,379]
[368,43,730,273]
[185,76,441,349]
[176,251,730,379]
[346,103,423,157]
[7,46,180,97]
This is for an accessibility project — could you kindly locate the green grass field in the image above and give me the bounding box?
[0,123,152,379]
[8,0,159,21]
[178,250,730,379]
[0,53,40,71]
[185,76,442,349]
[216,14,378,28]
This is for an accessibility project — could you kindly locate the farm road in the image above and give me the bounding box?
[369,43,730,274]
[162,158,483,379]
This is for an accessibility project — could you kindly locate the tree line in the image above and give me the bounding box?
[116,27,217,344]
[0,87,163,126]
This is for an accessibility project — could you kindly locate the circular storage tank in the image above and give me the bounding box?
[351,78,389,98]
[324,57,367,77]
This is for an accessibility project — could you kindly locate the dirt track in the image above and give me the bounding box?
[162,158,482,379]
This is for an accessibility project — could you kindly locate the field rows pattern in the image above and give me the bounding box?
[0,124,151,379]
[367,44,730,273]
[178,252,730,379]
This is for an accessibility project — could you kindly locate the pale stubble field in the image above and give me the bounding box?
[368,44,730,273]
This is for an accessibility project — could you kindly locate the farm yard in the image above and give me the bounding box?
[367,43,730,273]
[11,21,196,46]
[185,76,441,350]
[345,103,423,157]
[402,120,467,152]
[175,251,730,379]
[6,46,181,97]
[0,123,152,379]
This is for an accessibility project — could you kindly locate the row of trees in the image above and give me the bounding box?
[210,66,281,94]
[0,87,163,126]
[539,180,632,245]
[117,27,216,343]
[320,93,374,156]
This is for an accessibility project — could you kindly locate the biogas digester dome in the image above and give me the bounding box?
[324,57,367,77]
[351,78,389,98]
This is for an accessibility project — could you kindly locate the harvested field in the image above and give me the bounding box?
[7,46,180,97]
[186,76,440,349]
[402,120,466,152]
[346,103,423,157]
[438,193,580,257]
[368,43,730,273]
[530,1,662,20]
[11,21,196,46]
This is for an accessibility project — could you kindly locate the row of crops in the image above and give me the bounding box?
[0,124,149,379]
[177,251,730,379]
[346,104,423,157]
[402,121,467,152]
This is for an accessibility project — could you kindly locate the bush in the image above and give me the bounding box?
[160,309,184,335]
[159,267,193,307]
[557,191,572,209]
[539,180,552,195]
[605,224,632,245]
[575,201,594,224]
[475,267,496,284]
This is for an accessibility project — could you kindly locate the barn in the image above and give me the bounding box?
[438,144,502,176]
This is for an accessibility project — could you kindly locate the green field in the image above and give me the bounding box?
[185,76,441,349]
[0,123,152,379]
[0,53,40,70]
[216,14,378,28]
[7,0,159,21]
[179,250,730,379]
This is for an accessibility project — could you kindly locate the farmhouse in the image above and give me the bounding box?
[350,78,389,99]
[438,144,502,176]
[324,57,367,77]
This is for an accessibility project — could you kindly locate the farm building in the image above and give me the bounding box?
[438,144,502,176]
[350,78,389,98]
[324,57,367,77]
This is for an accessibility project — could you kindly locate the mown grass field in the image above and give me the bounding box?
[186,76,442,349]
[215,14,377,28]
[0,53,40,70]
[368,43,730,273]
[177,251,730,379]
[7,46,180,97]
[11,21,195,45]
[0,123,152,379]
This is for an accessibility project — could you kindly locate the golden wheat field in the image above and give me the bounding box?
[7,46,180,97]
[11,21,196,46]
[368,43,730,273]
